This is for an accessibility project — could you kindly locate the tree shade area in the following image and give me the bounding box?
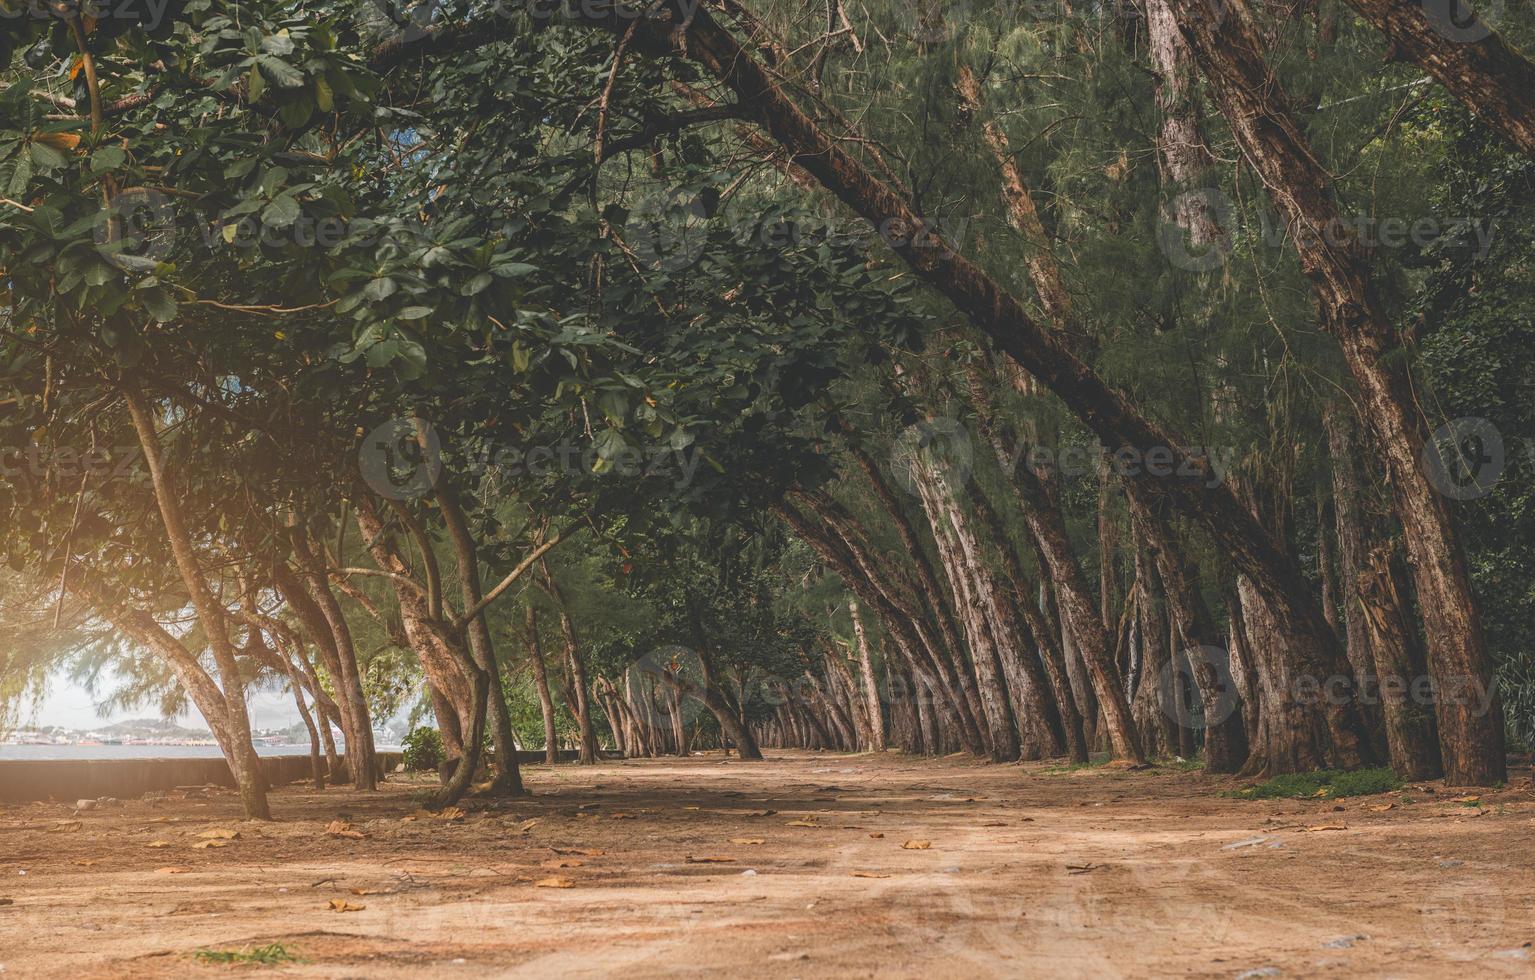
[2,0,1535,974]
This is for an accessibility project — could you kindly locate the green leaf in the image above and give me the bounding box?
[258,56,305,89]
[140,288,179,323]
[262,194,301,229]
[365,339,399,367]
[28,141,66,171]
[314,75,334,113]
[363,277,397,301]
[91,146,126,174]
[7,152,32,196]
[397,306,433,320]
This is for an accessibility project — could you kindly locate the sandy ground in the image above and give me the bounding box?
[2,750,1533,978]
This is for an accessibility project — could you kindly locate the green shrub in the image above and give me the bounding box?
[401,726,445,772]
[194,943,296,965]
[1230,767,1403,800]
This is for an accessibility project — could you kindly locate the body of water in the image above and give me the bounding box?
[0,744,399,761]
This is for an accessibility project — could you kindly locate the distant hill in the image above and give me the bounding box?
[95,718,211,738]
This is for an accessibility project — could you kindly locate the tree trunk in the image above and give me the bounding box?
[525,605,560,765]
[910,454,1020,761]
[849,600,887,751]
[541,561,599,763]
[436,480,524,795]
[1358,544,1444,780]
[779,496,990,754]
[1127,494,1249,773]
[284,655,326,790]
[122,384,269,820]
[1162,0,1503,785]
[1345,0,1535,157]
[285,528,376,789]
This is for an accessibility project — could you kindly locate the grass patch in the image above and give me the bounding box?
[1041,752,1112,774]
[193,944,297,966]
[1229,767,1403,800]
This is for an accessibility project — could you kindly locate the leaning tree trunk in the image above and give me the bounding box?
[1344,0,1535,158]
[541,561,599,763]
[286,525,376,789]
[1358,544,1444,780]
[272,560,364,786]
[283,654,326,790]
[849,600,887,751]
[525,606,560,765]
[910,453,1020,761]
[1162,0,1503,785]
[437,480,524,795]
[122,384,270,820]
[780,496,990,754]
[1128,494,1249,772]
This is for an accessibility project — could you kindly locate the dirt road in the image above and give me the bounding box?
[2,751,1532,977]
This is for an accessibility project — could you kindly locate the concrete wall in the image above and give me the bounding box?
[0,749,597,803]
[0,753,402,804]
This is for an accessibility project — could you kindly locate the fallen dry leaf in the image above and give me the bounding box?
[145,841,172,849]
[1450,795,1482,805]
[785,820,820,828]
[326,820,365,840]
[437,807,467,821]
[48,821,81,833]
[851,871,891,879]
[868,833,884,839]
[729,838,766,846]
[1303,823,1349,832]
[328,899,366,912]
[1369,803,1396,813]
[196,828,240,840]
[34,132,82,153]
[72,860,99,867]
[349,888,381,896]
[901,840,931,850]
[534,877,575,888]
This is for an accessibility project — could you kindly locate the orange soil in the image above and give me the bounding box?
[1,750,1532,978]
